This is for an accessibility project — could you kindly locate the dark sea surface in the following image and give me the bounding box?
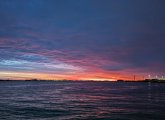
[0,81,165,120]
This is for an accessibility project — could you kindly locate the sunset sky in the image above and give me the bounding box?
[0,0,165,80]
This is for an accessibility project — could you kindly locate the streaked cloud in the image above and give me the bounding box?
[0,0,165,80]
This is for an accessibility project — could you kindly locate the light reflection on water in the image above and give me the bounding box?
[0,81,165,120]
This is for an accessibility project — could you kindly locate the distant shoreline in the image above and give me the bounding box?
[0,79,164,83]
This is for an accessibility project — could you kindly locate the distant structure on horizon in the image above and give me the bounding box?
[147,75,165,80]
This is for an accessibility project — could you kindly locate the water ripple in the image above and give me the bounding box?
[0,81,165,120]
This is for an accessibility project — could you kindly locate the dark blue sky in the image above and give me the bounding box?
[0,0,165,80]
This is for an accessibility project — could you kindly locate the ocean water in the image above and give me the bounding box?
[0,81,165,120]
